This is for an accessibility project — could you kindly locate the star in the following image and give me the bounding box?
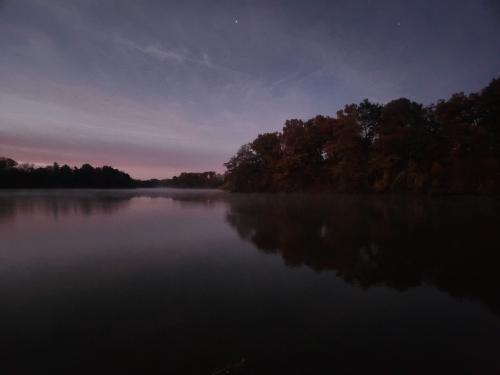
[234,19,239,24]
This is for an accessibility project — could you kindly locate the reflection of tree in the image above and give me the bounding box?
[0,190,228,223]
[225,195,500,315]
[0,192,134,223]
[2,190,499,317]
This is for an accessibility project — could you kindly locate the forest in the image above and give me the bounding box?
[223,78,500,194]
[136,172,223,189]
[162,171,223,188]
[0,158,223,189]
[0,160,135,188]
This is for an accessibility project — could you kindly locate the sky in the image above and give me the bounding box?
[0,0,499,178]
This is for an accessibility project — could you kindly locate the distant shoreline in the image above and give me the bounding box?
[1,187,498,198]
[2,78,499,194]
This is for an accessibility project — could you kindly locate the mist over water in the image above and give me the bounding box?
[1,190,499,374]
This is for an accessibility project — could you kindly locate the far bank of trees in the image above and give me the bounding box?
[163,171,223,188]
[0,158,223,189]
[223,78,500,194]
[137,171,223,189]
[0,159,135,188]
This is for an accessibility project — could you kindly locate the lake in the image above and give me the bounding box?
[1,189,499,374]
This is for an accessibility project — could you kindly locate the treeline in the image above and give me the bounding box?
[0,159,135,188]
[136,171,223,188]
[224,78,500,194]
[0,158,223,189]
[163,171,223,188]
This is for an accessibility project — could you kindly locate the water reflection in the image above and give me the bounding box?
[2,190,500,315]
[226,195,500,315]
[1,190,500,374]
[0,191,132,223]
[0,189,223,222]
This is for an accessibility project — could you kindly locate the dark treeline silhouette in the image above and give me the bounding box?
[0,159,135,188]
[136,171,223,188]
[0,158,224,189]
[163,171,223,188]
[224,78,500,193]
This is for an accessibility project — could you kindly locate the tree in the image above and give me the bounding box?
[223,77,500,194]
[251,132,281,190]
[0,157,17,169]
[358,99,383,145]
[370,98,430,192]
[223,144,263,192]
[323,107,366,191]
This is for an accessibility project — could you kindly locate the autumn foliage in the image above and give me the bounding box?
[224,78,500,193]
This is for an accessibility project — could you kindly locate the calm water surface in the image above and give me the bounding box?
[1,189,499,374]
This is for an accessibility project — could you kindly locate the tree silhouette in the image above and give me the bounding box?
[224,78,500,194]
[0,161,135,188]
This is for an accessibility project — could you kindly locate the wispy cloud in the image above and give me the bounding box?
[120,38,248,78]
[133,44,186,63]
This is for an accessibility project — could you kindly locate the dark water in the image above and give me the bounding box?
[1,189,500,374]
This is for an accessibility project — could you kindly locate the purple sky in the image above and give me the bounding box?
[1,0,499,178]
